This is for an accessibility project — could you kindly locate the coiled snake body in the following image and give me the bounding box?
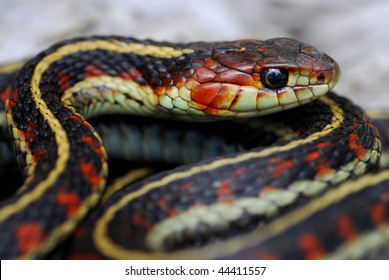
[0,36,386,259]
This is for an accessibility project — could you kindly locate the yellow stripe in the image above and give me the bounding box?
[0,60,26,74]
[102,168,153,202]
[92,95,345,259]
[0,40,192,222]
[96,169,389,260]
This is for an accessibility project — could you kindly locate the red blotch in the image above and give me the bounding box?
[381,192,389,202]
[269,158,294,177]
[337,215,357,242]
[0,87,10,102]
[317,142,333,150]
[181,182,192,193]
[216,180,232,196]
[316,160,335,176]
[19,120,39,143]
[58,71,72,92]
[85,64,107,78]
[190,82,221,106]
[15,223,46,254]
[119,67,144,83]
[79,159,104,187]
[6,88,19,110]
[70,113,84,122]
[81,135,105,161]
[233,167,245,177]
[167,208,178,217]
[132,214,150,228]
[348,133,366,160]
[304,151,320,162]
[31,147,47,164]
[157,198,168,209]
[57,187,81,216]
[370,204,386,226]
[216,180,235,203]
[298,234,326,260]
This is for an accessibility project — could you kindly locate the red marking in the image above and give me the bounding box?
[317,142,333,149]
[381,192,389,202]
[85,64,107,78]
[298,234,326,259]
[167,208,178,217]
[233,167,245,177]
[19,120,38,143]
[370,204,386,226]
[190,82,221,106]
[118,67,143,82]
[157,198,168,209]
[214,69,254,86]
[23,121,38,142]
[58,71,72,92]
[181,182,192,193]
[79,159,104,187]
[316,160,335,176]
[337,215,357,242]
[4,88,19,110]
[304,151,320,162]
[15,223,46,254]
[216,180,235,203]
[269,158,294,177]
[348,133,366,160]
[132,214,149,228]
[20,129,34,143]
[81,135,105,160]
[31,148,47,164]
[192,67,216,83]
[216,180,232,196]
[70,113,84,122]
[0,87,10,102]
[57,187,81,216]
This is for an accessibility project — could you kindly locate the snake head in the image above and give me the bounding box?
[168,38,340,119]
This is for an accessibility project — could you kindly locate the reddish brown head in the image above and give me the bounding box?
[159,38,340,119]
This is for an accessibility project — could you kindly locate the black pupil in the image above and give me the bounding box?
[261,68,288,89]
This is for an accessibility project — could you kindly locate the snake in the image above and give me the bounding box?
[0,36,387,260]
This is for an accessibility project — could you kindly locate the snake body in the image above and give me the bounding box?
[0,36,385,259]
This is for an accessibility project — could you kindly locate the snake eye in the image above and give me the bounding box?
[260,68,288,89]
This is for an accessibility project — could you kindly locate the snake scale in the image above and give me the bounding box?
[0,36,387,260]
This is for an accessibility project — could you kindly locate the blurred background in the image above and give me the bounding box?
[0,0,388,111]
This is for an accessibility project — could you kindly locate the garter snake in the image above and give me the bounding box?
[0,36,385,260]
